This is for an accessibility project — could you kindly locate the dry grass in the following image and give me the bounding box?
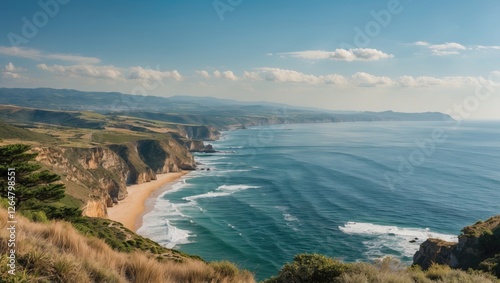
[334,260,499,283]
[265,255,500,283]
[0,207,255,283]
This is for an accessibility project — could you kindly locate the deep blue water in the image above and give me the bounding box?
[138,121,500,280]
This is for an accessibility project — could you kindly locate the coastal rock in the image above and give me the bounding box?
[82,199,108,218]
[36,146,128,209]
[176,125,220,141]
[35,135,197,216]
[413,215,500,277]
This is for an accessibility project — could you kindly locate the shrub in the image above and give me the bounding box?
[425,264,452,280]
[210,261,240,278]
[263,254,348,283]
[21,210,49,223]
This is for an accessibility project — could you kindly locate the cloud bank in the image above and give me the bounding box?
[277,48,394,61]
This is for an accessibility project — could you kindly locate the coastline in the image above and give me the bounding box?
[107,171,188,232]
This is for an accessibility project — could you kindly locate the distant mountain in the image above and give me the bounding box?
[0,88,453,129]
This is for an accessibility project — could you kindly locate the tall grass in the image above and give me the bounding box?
[0,207,255,283]
[264,254,500,283]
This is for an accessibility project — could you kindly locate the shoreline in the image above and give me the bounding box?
[107,171,188,232]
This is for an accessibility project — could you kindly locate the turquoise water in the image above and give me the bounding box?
[138,121,500,280]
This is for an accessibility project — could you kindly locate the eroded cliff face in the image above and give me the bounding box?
[35,136,196,217]
[176,125,220,140]
[36,146,128,211]
[413,215,500,277]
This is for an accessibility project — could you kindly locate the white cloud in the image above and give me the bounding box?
[412,41,500,56]
[277,48,393,61]
[412,41,430,46]
[398,75,444,87]
[196,70,211,78]
[398,75,486,87]
[322,74,349,85]
[242,71,260,80]
[38,64,124,80]
[37,63,182,82]
[209,70,239,80]
[243,68,348,85]
[475,45,500,50]
[429,42,467,51]
[350,72,395,87]
[128,66,182,81]
[428,42,466,56]
[221,70,238,81]
[5,62,24,73]
[245,68,323,84]
[5,62,15,72]
[0,46,101,64]
[242,67,489,89]
[2,62,26,79]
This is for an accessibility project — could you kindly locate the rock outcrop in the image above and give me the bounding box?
[176,125,220,140]
[35,136,197,216]
[36,146,129,208]
[413,215,500,277]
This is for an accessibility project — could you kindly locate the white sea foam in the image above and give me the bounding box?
[197,156,228,161]
[182,184,260,201]
[139,219,192,249]
[275,206,300,224]
[183,191,232,201]
[137,178,196,249]
[338,222,458,259]
[137,212,193,249]
[217,184,259,191]
[283,213,299,222]
[216,169,251,173]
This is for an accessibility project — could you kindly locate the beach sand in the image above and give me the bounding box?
[107,171,187,231]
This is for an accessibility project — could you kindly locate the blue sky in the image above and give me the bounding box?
[1,0,500,118]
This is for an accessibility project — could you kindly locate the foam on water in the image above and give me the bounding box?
[137,179,196,249]
[183,184,260,201]
[338,222,458,260]
[275,206,299,222]
[184,191,232,201]
[217,184,260,191]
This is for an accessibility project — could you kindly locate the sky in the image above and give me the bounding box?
[1,0,500,119]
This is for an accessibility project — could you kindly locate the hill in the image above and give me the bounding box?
[0,120,55,143]
[0,205,255,283]
[414,215,500,277]
[0,88,454,130]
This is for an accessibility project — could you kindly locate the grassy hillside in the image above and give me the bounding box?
[0,120,55,144]
[0,105,217,148]
[0,206,255,283]
[0,88,454,130]
[264,254,499,283]
[1,201,498,282]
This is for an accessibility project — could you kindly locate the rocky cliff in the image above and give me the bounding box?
[176,125,220,140]
[413,215,500,277]
[35,136,196,217]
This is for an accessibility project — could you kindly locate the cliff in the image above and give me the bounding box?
[0,206,255,283]
[414,215,500,277]
[176,124,220,140]
[35,136,196,217]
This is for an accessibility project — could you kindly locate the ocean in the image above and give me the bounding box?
[137,121,500,280]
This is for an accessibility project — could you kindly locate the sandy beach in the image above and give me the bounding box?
[107,171,187,231]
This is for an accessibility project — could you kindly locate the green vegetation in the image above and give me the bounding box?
[0,207,255,283]
[0,144,77,221]
[462,217,500,238]
[0,120,55,143]
[263,254,499,283]
[263,254,347,283]
[71,216,196,261]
